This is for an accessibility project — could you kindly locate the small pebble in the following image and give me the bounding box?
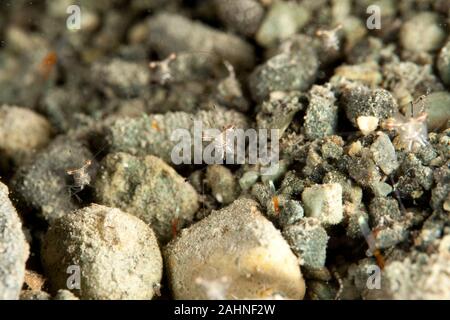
[279,200,304,228]
[302,266,332,282]
[444,196,450,212]
[279,170,305,197]
[304,85,338,140]
[369,197,402,228]
[23,270,45,291]
[341,17,367,51]
[438,39,450,86]
[95,152,199,243]
[20,290,51,300]
[53,289,79,300]
[371,181,393,198]
[344,202,370,239]
[348,149,382,188]
[239,171,259,191]
[365,250,450,299]
[0,105,52,164]
[256,91,303,137]
[320,136,344,160]
[11,137,95,223]
[341,83,398,126]
[205,165,240,205]
[260,159,289,183]
[91,59,150,98]
[332,62,382,87]
[374,223,409,249]
[396,154,434,199]
[250,182,272,208]
[215,61,249,112]
[431,163,449,211]
[370,132,399,175]
[323,171,362,205]
[356,116,379,136]
[423,92,450,130]
[213,0,264,37]
[147,13,255,69]
[249,49,318,102]
[383,61,443,105]
[306,280,337,300]
[283,217,329,269]
[256,1,310,47]
[106,109,249,163]
[400,12,445,53]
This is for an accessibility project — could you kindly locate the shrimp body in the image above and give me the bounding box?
[66,160,93,194]
[384,95,430,152]
[384,112,428,151]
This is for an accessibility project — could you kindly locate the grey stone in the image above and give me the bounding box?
[0,182,29,300]
[283,218,329,269]
[370,132,399,175]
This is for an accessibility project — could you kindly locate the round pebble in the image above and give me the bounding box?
[437,39,450,86]
[53,289,80,300]
[0,105,52,164]
[41,204,163,300]
[302,183,343,225]
[205,165,240,205]
[357,116,379,136]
